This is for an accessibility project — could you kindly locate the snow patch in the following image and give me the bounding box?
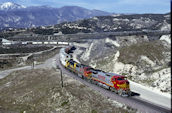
[72,48,82,63]
[113,51,120,62]
[140,55,155,67]
[113,18,119,21]
[4,24,9,27]
[80,43,93,61]
[151,68,171,92]
[0,2,26,10]
[1,2,15,8]
[160,21,171,31]
[160,35,171,44]
[105,38,120,47]
[113,61,137,76]
[111,14,121,17]
[64,24,88,30]
[73,42,90,48]
[93,17,98,20]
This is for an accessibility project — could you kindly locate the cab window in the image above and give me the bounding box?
[70,61,74,65]
[117,78,124,80]
[92,71,98,74]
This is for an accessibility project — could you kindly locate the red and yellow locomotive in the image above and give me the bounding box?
[64,58,131,96]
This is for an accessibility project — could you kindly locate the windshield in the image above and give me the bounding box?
[117,78,123,80]
[117,77,127,80]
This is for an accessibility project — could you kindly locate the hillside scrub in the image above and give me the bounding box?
[73,35,171,94]
[118,40,169,65]
[0,69,136,113]
[0,46,52,54]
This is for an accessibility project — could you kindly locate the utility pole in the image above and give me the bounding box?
[32,61,34,69]
[60,69,63,88]
[57,65,63,88]
[32,59,35,69]
[67,37,70,46]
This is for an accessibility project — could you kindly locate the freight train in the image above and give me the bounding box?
[59,46,131,97]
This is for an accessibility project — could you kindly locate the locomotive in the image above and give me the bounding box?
[59,46,131,96]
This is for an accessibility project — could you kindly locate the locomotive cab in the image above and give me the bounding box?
[112,76,129,89]
[111,75,131,96]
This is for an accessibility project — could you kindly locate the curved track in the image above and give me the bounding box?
[57,58,171,113]
[1,51,170,113]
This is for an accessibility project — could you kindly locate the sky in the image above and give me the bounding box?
[0,0,170,14]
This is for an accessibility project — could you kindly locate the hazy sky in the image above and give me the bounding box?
[0,0,170,13]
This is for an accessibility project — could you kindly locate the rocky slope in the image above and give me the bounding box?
[72,34,171,94]
[55,13,170,33]
[29,12,170,35]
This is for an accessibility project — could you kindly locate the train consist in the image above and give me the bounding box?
[59,46,131,96]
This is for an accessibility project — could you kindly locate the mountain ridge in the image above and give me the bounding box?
[0,2,111,30]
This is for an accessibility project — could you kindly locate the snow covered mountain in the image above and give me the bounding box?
[0,2,25,11]
[0,2,110,30]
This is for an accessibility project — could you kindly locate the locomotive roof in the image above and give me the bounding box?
[106,73,126,78]
[76,63,91,68]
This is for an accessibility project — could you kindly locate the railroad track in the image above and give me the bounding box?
[57,58,171,113]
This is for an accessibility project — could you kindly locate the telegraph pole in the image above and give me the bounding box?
[56,65,63,88]
[60,69,63,88]
[32,61,34,69]
[32,58,35,69]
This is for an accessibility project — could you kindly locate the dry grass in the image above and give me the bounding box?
[118,40,169,65]
[0,48,60,71]
[26,48,60,64]
[0,69,136,113]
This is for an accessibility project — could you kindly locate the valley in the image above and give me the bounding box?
[0,2,171,112]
